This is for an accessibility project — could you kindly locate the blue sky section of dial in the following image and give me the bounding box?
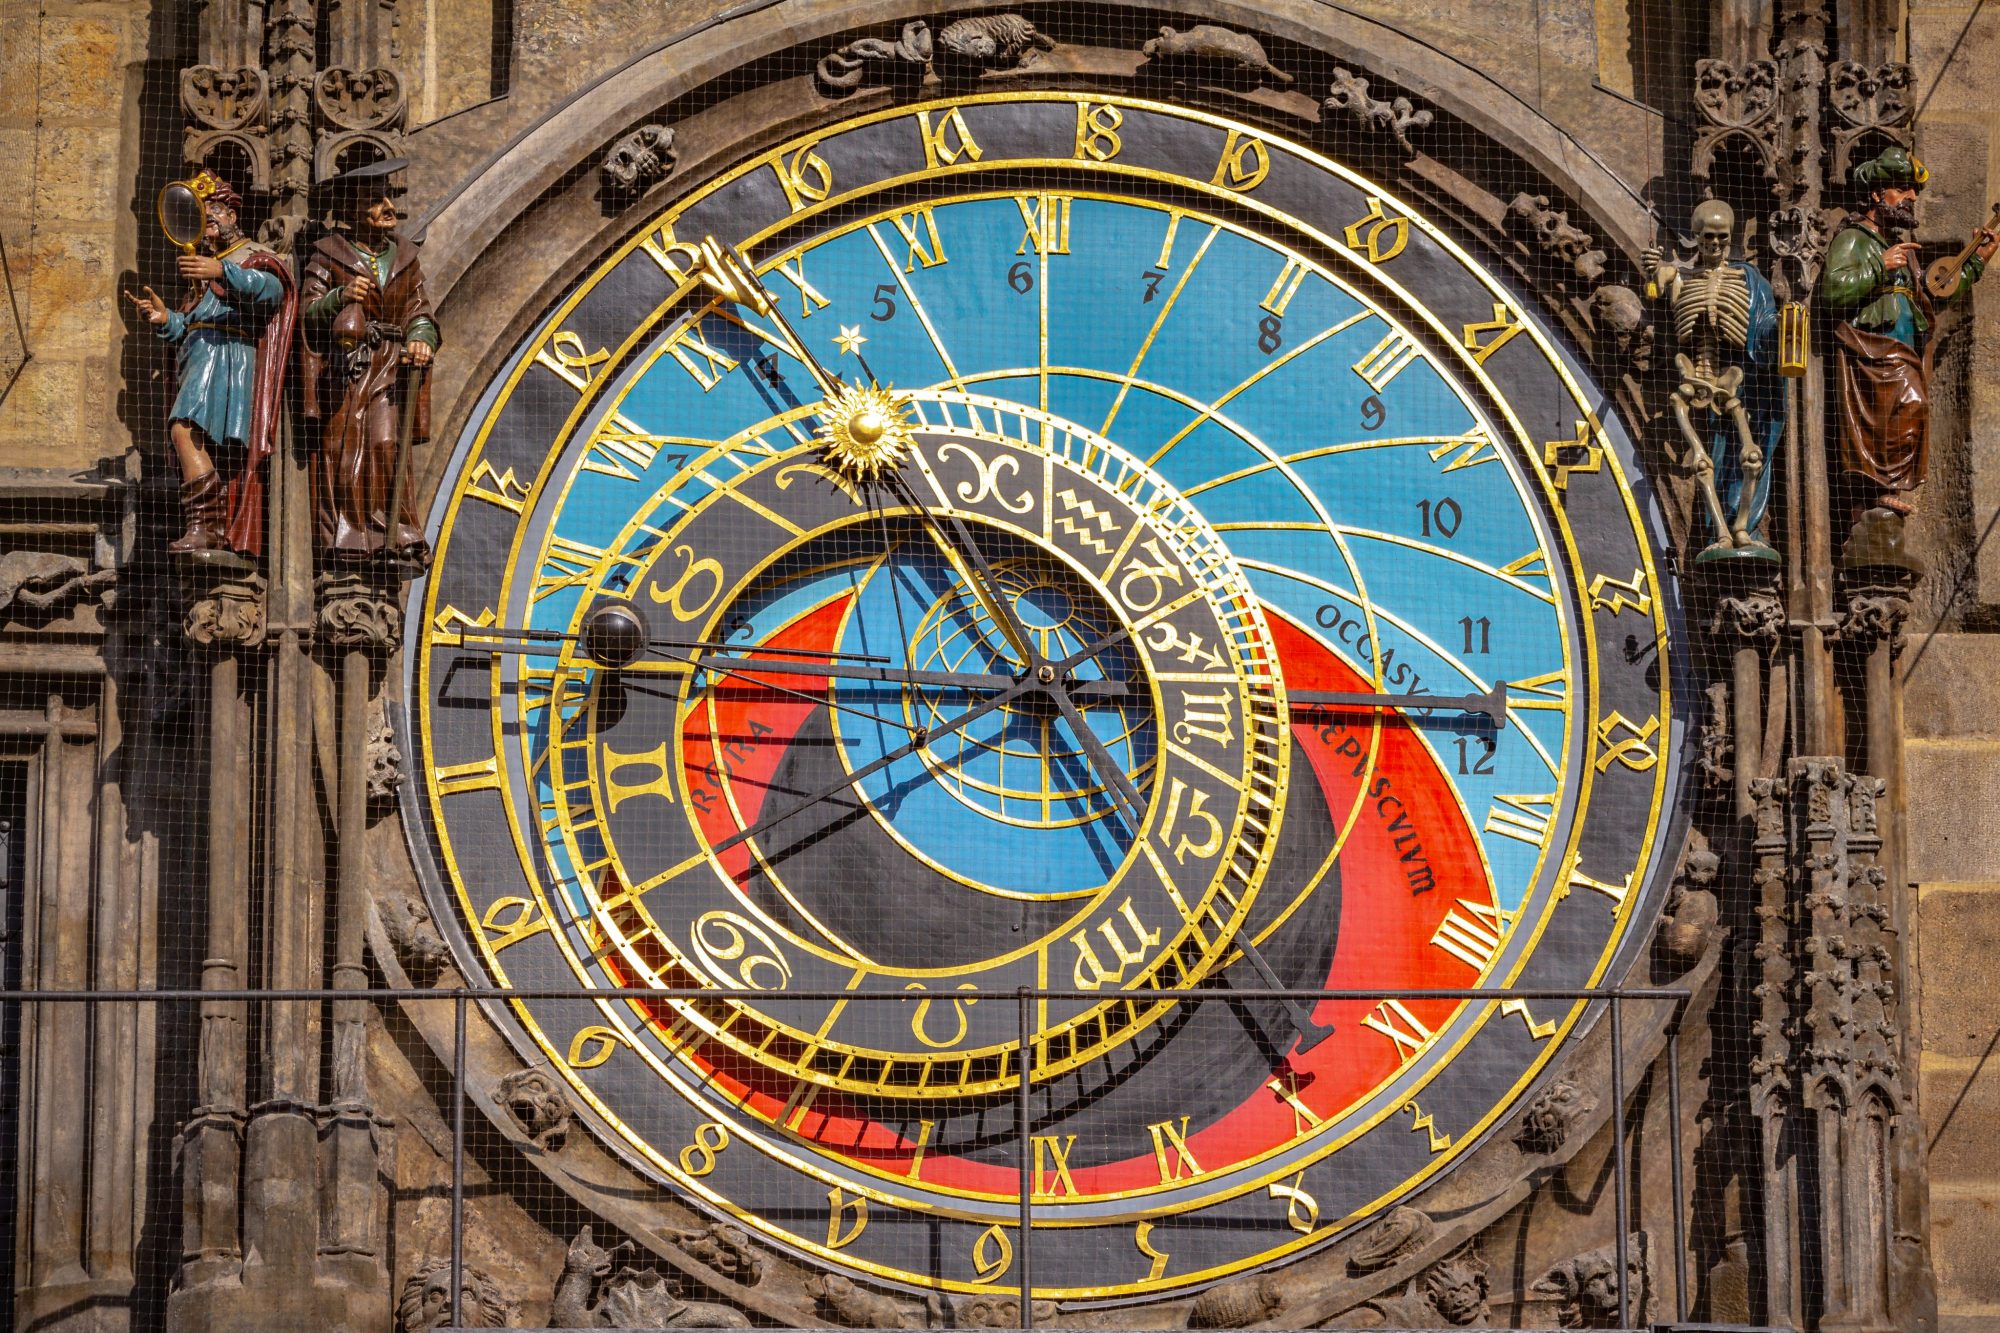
[540,191,1578,918]
[832,546,1142,896]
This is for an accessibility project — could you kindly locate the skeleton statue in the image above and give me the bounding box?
[1644,201,1784,562]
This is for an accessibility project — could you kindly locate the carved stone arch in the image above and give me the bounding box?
[414,0,1671,541]
[183,129,271,194]
[315,129,399,183]
[386,11,1711,1320]
[1857,1078,1901,1112]
[1805,1072,1854,1116]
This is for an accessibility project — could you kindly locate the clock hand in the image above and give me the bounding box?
[709,674,1039,855]
[711,627,1135,855]
[887,471,1044,672]
[1289,682,1509,728]
[1223,936,1337,1054]
[683,650,1131,698]
[1046,704,1330,1052]
[1025,651,1329,1054]
[690,235,843,397]
[879,472,1160,826]
[970,607,1332,1051]
[451,618,1490,717]
[651,648,928,736]
[451,607,1129,694]
[681,640,892,662]
[680,255,1056,695]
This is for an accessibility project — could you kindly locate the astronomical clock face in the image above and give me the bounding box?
[407,93,1682,1300]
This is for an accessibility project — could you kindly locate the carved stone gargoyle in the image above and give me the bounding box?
[397,1258,512,1330]
[602,124,676,202]
[1140,25,1293,90]
[1532,1232,1655,1329]
[495,1068,571,1152]
[807,1273,934,1328]
[551,1225,749,1328]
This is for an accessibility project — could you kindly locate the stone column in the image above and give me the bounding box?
[240,383,328,1308]
[1746,771,1800,1328]
[1707,573,1786,818]
[265,0,316,249]
[14,697,107,1326]
[1834,576,1937,1333]
[174,578,265,1299]
[316,574,401,1321]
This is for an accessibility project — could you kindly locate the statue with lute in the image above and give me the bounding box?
[1821,147,1997,560]
[1925,200,2000,301]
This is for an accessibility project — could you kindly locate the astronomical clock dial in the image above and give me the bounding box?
[407,94,1682,1300]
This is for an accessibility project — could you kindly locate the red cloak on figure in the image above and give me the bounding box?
[171,244,297,559]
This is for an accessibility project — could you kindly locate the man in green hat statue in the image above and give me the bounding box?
[1821,145,1996,532]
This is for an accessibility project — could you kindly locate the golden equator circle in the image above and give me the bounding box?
[898,555,1157,824]
[600,393,1287,1095]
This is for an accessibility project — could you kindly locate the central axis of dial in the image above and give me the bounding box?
[591,390,1304,1092]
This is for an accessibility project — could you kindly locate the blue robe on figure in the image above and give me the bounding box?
[154,239,296,558]
[1699,260,1784,556]
[157,250,285,452]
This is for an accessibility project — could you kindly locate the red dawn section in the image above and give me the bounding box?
[622,599,1489,1196]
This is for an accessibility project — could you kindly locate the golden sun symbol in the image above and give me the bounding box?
[815,382,916,480]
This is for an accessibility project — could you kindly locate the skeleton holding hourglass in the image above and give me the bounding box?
[1644,200,1785,562]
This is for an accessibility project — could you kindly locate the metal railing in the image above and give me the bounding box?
[0,983,1697,1331]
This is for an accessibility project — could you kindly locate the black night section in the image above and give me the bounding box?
[1117,104,1232,196]
[925,96,1079,166]
[677,164,792,249]
[484,361,584,481]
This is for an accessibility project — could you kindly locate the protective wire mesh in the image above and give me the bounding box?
[0,1,1975,1329]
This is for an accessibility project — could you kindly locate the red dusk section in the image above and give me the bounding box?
[621,601,1494,1196]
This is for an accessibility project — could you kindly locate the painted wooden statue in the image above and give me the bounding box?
[129,169,297,562]
[300,156,440,565]
[1822,146,1996,533]
[1644,199,1783,562]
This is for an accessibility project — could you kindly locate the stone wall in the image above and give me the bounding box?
[0,1,158,473]
[1906,636,2000,1333]
[1904,5,2000,1332]
[394,0,1667,270]
[1910,1,2000,619]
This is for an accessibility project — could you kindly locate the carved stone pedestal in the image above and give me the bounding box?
[181,569,267,648]
[1704,568,1785,816]
[1748,757,1933,1332]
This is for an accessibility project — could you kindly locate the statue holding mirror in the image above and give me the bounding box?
[129,169,297,563]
